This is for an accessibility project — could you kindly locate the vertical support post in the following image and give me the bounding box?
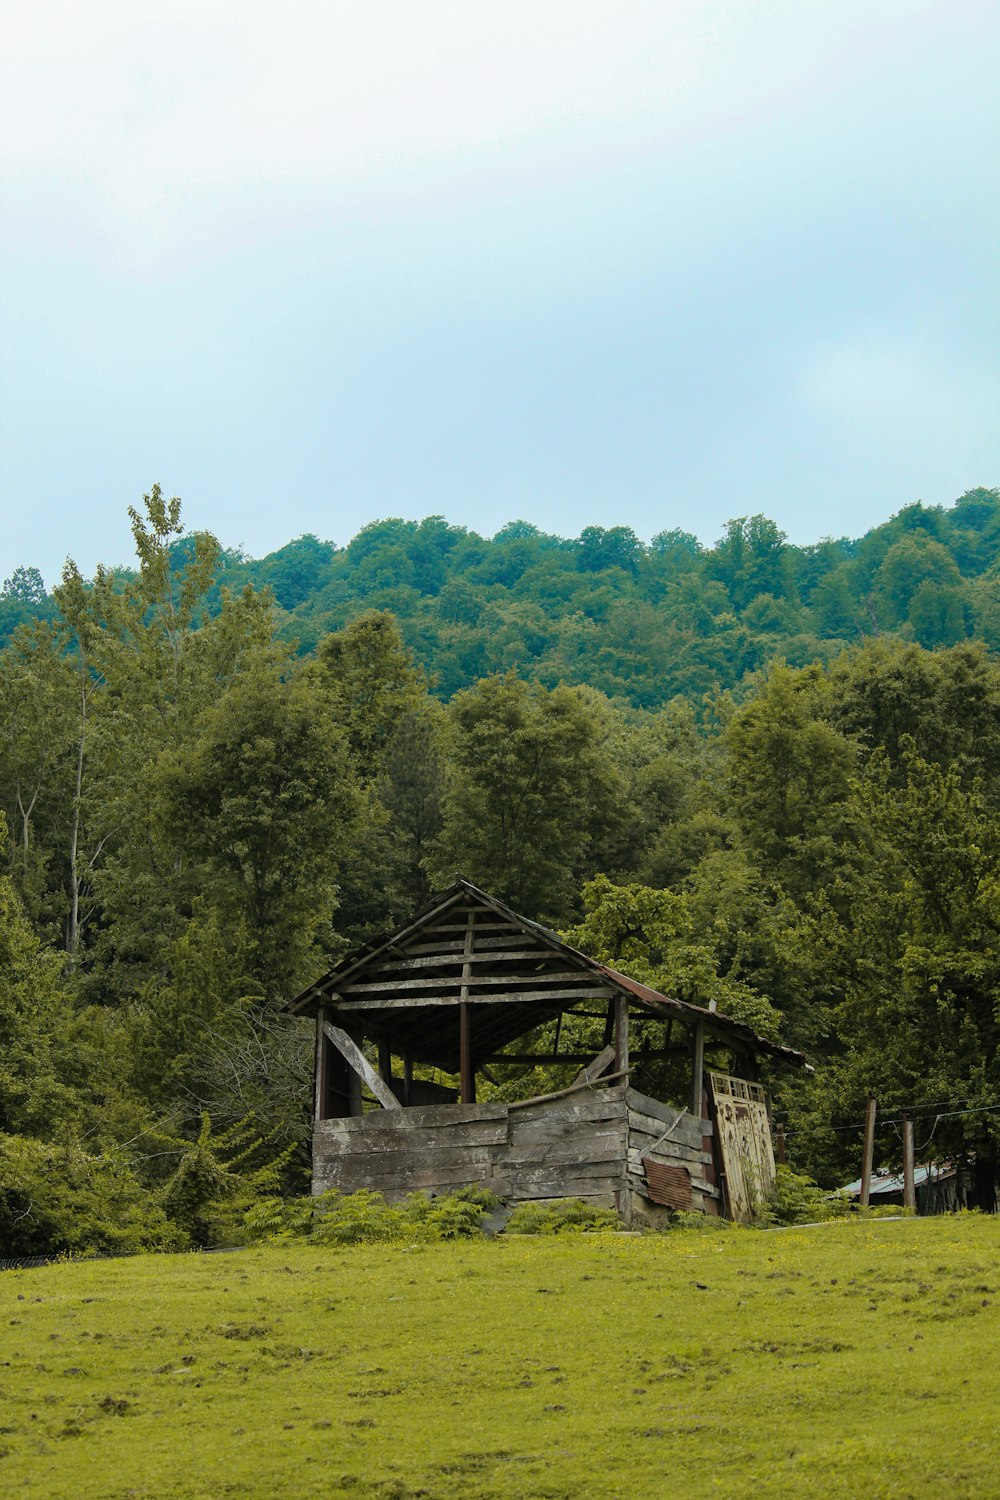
[690,1021,705,1119]
[314,1006,329,1123]
[902,1115,916,1212]
[612,992,629,1223]
[859,1094,877,1208]
[459,912,476,1104]
[460,1003,474,1103]
[613,994,629,1078]
[776,1122,786,1165]
[378,1036,393,1088]
[403,1052,413,1107]
[346,1028,363,1117]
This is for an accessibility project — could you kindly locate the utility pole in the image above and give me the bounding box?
[859,1094,877,1209]
[902,1115,916,1212]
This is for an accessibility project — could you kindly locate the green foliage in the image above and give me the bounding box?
[155,667,363,997]
[7,487,1000,1247]
[0,1134,183,1256]
[661,1209,735,1232]
[160,1113,294,1249]
[505,1198,622,1234]
[431,672,626,921]
[245,1184,500,1245]
[564,873,782,1040]
[761,1166,854,1226]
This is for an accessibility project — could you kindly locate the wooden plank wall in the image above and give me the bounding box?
[625,1087,719,1216]
[312,1085,629,1204]
[313,1082,722,1217]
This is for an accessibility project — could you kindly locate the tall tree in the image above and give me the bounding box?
[430,672,624,921]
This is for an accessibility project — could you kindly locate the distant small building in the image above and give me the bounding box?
[841,1163,965,1215]
[289,879,806,1224]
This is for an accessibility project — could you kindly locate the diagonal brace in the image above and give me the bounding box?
[323,1021,401,1111]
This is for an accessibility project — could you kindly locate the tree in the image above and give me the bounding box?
[907,580,967,648]
[430,673,624,921]
[0,815,76,1137]
[723,663,858,892]
[311,611,423,781]
[0,624,77,929]
[564,874,781,1038]
[382,703,447,907]
[873,533,964,629]
[2,566,46,604]
[711,516,794,609]
[155,667,363,998]
[577,526,643,575]
[826,641,1000,788]
[825,747,1000,1200]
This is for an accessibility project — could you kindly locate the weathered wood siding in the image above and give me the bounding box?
[625,1087,719,1216]
[312,1082,718,1215]
[313,1085,629,1204]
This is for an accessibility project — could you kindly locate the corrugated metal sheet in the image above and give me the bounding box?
[842,1164,954,1197]
[642,1159,693,1210]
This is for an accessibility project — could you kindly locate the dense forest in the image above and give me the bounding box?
[6,486,1000,707]
[3,485,1000,1252]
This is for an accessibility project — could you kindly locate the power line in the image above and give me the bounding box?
[782,1100,1000,1136]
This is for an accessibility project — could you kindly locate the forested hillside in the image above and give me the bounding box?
[3,485,1000,1253]
[5,486,1000,706]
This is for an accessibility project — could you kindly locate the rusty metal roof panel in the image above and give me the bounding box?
[642,1160,693,1210]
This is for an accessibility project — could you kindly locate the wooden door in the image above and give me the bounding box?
[708,1072,776,1224]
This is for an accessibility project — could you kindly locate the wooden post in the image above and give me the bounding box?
[347,1030,364,1117]
[613,994,629,1078]
[690,1021,705,1119]
[378,1036,393,1088]
[403,1051,413,1107]
[776,1122,786,1165]
[314,1008,329,1123]
[459,913,476,1104]
[859,1094,877,1208]
[902,1115,916,1212]
[459,1002,475,1103]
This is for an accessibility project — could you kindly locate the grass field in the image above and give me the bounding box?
[2,1215,999,1499]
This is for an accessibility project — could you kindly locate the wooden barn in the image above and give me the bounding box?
[289,879,805,1224]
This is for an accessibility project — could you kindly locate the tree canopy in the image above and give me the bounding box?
[4,484,1000,1249]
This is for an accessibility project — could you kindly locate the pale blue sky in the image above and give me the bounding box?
[2,1,998,583]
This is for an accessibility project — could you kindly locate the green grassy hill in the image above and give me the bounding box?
[3,1215,999,1499]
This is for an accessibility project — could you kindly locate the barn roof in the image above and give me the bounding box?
[289,877,805,1071]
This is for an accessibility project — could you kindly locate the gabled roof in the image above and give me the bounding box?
[290,877,805,1070]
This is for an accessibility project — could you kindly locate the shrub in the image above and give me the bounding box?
[160,1113,296,1248]
[0,1133,184,1257]
[663,1210,734,1233]
[505,1198,621,1235]
[244,1184,500,1245]
[760,1166,855,1226]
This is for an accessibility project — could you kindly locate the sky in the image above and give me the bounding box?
[1,0,999,583]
